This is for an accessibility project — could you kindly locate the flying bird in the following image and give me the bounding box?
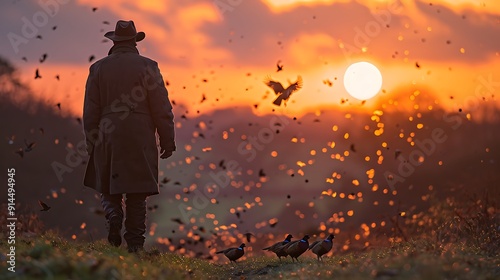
[39,53,47,63]
[244,232,254,243]
[38,200,51,211]
[258,169,266,177]
[89,55,95,63]
[281,235,310,262]
[276,60,283,72]
[14,148,24,158]
[171,218,184,225]
[262,234,293,261]
[308,234,335,261]
[264,76,303,106]
[395,149,402,159]
[24,140,36,152]
[35,68,41,79]
[215,243,246,263]
[350,144,356,152]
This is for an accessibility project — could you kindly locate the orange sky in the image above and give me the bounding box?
[1,0,499,118]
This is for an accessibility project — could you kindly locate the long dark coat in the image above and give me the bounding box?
[83,44,175,195]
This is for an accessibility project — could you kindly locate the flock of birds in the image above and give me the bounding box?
[216,234,335,263]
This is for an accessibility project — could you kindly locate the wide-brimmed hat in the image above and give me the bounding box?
[104,20,145,42]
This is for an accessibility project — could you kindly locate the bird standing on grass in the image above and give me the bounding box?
[262,234,293,261]
[308,234,335,261]
[264,76,303,106]
[216,243,246,263]
[281,235,310,262]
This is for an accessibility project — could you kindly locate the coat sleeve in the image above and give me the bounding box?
[83,64,101,155]
[146,61,176,152]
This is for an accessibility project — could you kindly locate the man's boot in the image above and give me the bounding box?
[101,193,124,247]
[124,193,148,253]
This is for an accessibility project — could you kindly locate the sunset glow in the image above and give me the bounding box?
[0,0,497,118]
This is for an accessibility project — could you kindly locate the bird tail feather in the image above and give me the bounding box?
[273,96,283,106]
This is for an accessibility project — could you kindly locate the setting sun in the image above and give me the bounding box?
[343,62,383,101]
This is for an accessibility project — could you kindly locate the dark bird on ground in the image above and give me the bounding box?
[216,243,246,263]
[264,76,303,106]
[262,234,293,261]
[38,200,51,211]
[282,235,310,262]
[276,60,283,72]
[35,68,41,79]
[308,234,335,261]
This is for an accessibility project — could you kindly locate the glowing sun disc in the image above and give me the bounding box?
[343,62,383,100]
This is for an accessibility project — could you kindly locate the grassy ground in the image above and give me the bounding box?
[1,193,499,279]
[1,231,498,280]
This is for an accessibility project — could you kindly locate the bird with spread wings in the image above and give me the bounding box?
[264,75,303,106]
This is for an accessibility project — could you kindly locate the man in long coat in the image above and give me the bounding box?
[83,20,175,253]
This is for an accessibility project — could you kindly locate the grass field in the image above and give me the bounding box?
[0,231,498,280]
[1,193,499,279]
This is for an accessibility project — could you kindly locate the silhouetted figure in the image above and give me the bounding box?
[83,20,175,253]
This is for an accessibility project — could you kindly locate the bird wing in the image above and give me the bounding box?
[284,76,303,94]
[282,240,299,253]
[216,248,231,254]
[276,76,303,104]
[38,200,49,210]
[264,77,285,94]
[268,241,285,252]
[308,240,321,250]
